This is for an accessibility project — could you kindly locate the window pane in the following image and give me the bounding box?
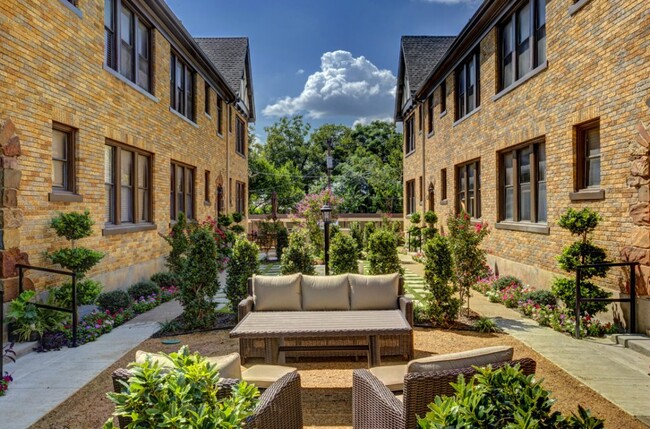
[105,146,114,184]
[52,130,67,160]
[121,150,133,223]
[105,146,114,223]
[121,186,133,223]
[136,22,149,90]
[137,154,148,188]
[517,3,531,78]
[52,160,65,188]
[505,188,513,220]
[138,189,149,222]
[537,182,547,222]
[520,184,531,221]
[502,20,514,87]
[504,152,513,186]
[120,8,134,80]
[537,144,546,182]
[468,58,476,112]
[586,128,600,156]
[176,166,184,213]
[519,147,531,221]
[121,150,133,186]
[519,147,531,184]
[104,0,114,29]
[587,157,601,187]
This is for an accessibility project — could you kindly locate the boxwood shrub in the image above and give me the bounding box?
[128,280,161,300]
[96,290,132,314]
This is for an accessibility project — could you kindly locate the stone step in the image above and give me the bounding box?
[610,334,650,358]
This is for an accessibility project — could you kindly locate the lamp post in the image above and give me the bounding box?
[321,203,332,275]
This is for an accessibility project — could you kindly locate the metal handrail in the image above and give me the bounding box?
[575,262,638,338]
[407,227,423,253]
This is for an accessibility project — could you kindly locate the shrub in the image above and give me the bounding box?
[492,275,523,291]
[127,280,161,301]
[409,212,421,225]
[232,212,244,223]
[96,290,132,314]
[423,211,438,225]
[552,208,611,316]
[179,227,222,329]
[226,236,260,312]
[50,210,94,242]
[350,222,363,251]
[280,228,315,275]
[329,223,341,239]
[330,233,360,275]
[104,346,259,429]
[363,222,376,251]
[52,279,103,308]
[422,235,460,326]
[162,212,190,276]
[218,214,233,228]
[367,228,404,275]
[47,211,104,278]
[474,316,501,333]
[230,224,246,234]
[275,225,289,260]
[47,248,104,276]
[520,289,557,307]
[150,272,180,289]
[418,364,604,429]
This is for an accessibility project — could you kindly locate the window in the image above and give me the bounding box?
[500,141,546,223]
[170,53,195,121]
[216,185,224,216]
[455,51,480,120]
[456,161,481,218]
[419,176,423,202]
[216,96,224,135]
[440,80,447,114]
[236,117,246,155]
[104,142,152,226]
[229,178,232,205]
[428,183,435,212]
[204,82,211,115]
[104,0,151,91]
[170,162,195,220]
[576,121,601,190]
[418,105,423,132]
[52,124,75,193]
[440,169,448,201]
[65,0,78,5]
[235,181,246,214]
[204,170,211,203]
[500,0,546,89]
[405,115,415,154]
[427,94,434,134]
[405,179,416,215]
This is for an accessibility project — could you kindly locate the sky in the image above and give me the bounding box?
[166,0,481,141]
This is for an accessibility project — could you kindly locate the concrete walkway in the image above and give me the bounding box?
[0,300,183,429]
[399,253,650,425]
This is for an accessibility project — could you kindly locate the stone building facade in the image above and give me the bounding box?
[396,0,650,331]
[0,0,253,301]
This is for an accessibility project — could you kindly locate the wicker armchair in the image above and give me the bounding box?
[352,357,537,429]
[111,369,303,429]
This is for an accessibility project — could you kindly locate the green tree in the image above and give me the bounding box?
[422,235,460,326]
[330,233,360,275]
[367,228,404,275]
[280,228,315,275]
[225,236,260,313]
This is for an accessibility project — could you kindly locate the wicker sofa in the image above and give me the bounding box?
[352,354,537,429]
[111,369,303,429]
[238,273,413,362]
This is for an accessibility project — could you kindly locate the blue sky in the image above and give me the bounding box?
[167,0,481,140]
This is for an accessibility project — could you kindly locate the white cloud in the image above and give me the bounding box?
[263,50,396,122]
[353,116,393,127]
[296,69,305,75]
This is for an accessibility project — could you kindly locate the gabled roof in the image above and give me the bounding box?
[394,36,456,121]
[195,37,255,121]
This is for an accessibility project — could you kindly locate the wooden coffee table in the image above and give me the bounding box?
[230,310,413,367]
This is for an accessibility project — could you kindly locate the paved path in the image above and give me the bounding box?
[0,300,183,429]
[399,253,650,425]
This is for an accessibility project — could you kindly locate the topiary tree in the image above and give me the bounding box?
[551,208,611,316]
[275,224,289,261]
[161,212,190,277]
[179,226,221,329]
[330,233,360,275]
[447,211,490,314]
[350,221,364,253]
[367,228,404,275]
[422,234,460,326]
[409,212,421,225]
[422,211,438,241]
[363,222,376,252]
[280,228,315,275]
[225,236,260,312]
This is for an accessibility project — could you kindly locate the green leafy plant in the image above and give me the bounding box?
[363,221,376,252]
[409,212,421,225]
[447,212,490,313]
[493,275,524,291]
[349,222,364,253]
[226,236,260,313]
[422,234,460,326]
[367,228,404,275]
[422,211,438,241]
[473,316,501,333]
[6,291,66,342]
[50,210,94,243]
[231,224,246,234]
[418,364,604,429]
[232,212,244,223]
[127,280,161,301]
[161,212,191,277]
[150,272,180,289]
[275,224,289,260]
[103,346,259,429]
[96,290,132,314]
[551,208,611,316]
[47,248,104,276]
[52,279,102,308]
[520,290,557,307]
[280,228,315,275]
[330,232,360,275]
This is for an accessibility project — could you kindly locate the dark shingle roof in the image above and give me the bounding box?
[401,36,456,95]
[194,37,249,94]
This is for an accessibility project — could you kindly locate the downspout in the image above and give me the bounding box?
[226,102,231,215]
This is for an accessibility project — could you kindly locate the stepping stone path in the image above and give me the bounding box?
[361,261,426,303]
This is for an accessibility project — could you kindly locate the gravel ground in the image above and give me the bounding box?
[30,327,647,429]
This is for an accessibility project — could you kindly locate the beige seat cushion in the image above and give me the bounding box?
[253,273,302,311]
[135,350,174,368]
[205,352,243,380]
[241,365,297,389]
[369,364,407,392]
[301,274,350,310]
[349,273,400,310]
[407,346,514,374]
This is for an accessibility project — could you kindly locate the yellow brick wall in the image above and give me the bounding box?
[403,0,649,291]
[0,0,249,291]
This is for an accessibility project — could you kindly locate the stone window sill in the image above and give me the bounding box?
[103,65,158,102]
[170,108,199,128]
[49,192,83,203]
[495,221,550,235]
[405,150,416,158]
[59,0,82,18]
[492,61,548,102]
[569,0,592,16]
[440,199,448,206]
[439,110,447,119]
[453,106,481,127]
[569,189,605,201]
[102,223,157,236]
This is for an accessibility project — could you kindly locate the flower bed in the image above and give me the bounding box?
[473,272,615,338]
[0,372,13,397]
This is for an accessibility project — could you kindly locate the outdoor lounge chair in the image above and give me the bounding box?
[352,348,536,429]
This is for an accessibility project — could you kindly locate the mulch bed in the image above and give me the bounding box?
[151,312,237,338]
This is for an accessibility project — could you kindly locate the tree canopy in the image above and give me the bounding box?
[249,115,403,214]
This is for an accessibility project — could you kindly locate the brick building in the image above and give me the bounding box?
[396,0,650,331]
[0,0,254,300]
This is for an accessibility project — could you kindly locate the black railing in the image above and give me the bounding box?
[407,227,423,253]
[575,262,638,338]
[16,264,78,347]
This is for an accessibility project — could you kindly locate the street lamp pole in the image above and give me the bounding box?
[321,203,332,276]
